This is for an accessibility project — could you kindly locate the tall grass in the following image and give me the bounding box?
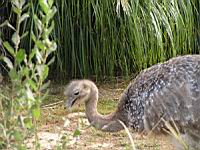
[2,0,199,80]
[50,0,199,80]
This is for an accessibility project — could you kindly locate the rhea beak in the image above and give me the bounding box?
[65,97,77,109]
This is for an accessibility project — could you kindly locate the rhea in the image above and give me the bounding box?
[64,55,200,148]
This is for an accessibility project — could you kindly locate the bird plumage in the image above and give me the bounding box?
[65,55,200,149]
[121,55,200,133]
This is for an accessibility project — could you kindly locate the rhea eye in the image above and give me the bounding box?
[74,91,79,96]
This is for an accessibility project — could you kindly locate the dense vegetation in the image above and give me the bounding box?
[52,0,200,79]
[1,0,200,80]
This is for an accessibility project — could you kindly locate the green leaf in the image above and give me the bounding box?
[32,106,41,120]
[22,67,29,77]
[43,6,57,25]
[47,41,57,55]
[11,0,26,9]
[31,31,37,42]
[35,48,42,64]
[40,89,49,101]
[47,56,55,65]
[19,0,26,9]
[21,31,29,39]
[33,15,42,32]
[36,40,45,50]
[13,131,23,141]
[3,57,13,69]
[0,20,16,31]
[37,65,49,81]
[43,21,54,38]
[29,48,36,61]
[12,6,21,15]
[28,79,37,91]
[0,20,7,28]
[7,22,16,31]
[24,117,33,129]
[73,129,81,137]
[9,69,18,80]
[48,0,54,8]
[12,32,20,46]
[16,49,25,63]
[11,0,20,8]
[40,91,49,102]
[22,3,30,11]
[42,65,49,80]
[19,13,29,23]
[40,80,50,91]
[26,86,34,101]
[3,41,15,56]
[39,0,49,14]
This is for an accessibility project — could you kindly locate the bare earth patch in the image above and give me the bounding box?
[26,81,176,150]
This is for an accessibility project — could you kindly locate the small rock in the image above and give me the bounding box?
[63,118,70,127]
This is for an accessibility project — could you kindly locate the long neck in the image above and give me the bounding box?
[85,85,125,132]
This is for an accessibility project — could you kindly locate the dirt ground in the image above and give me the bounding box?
[25,81,177,150]
[0,79,177,150]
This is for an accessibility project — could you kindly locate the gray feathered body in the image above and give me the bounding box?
[64,55,200,148]
[119,55,200,138]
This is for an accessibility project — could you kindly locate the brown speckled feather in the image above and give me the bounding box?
[119,55,200,147]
